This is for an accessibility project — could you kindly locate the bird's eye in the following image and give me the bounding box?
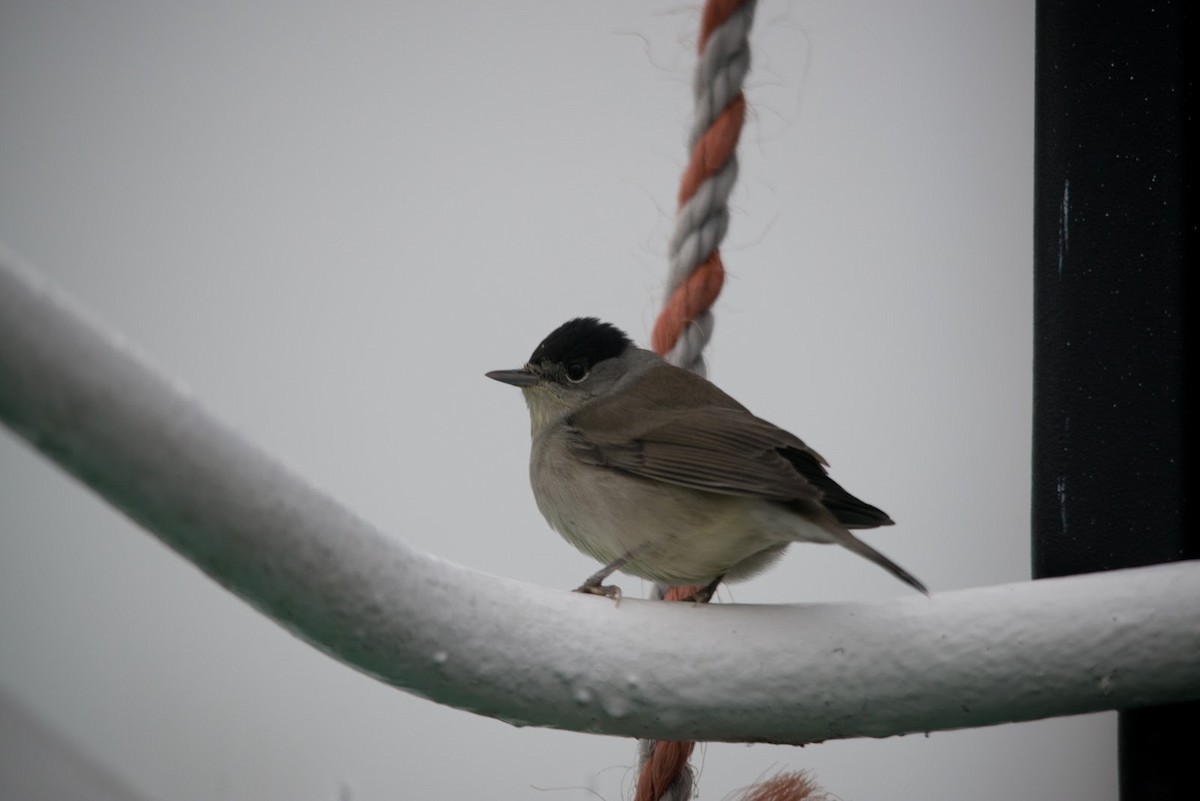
[566,361,588,382]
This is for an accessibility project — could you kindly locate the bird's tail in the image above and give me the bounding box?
[828,528,929,595]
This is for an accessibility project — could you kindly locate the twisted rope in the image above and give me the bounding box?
[651,0,758,376]
[638,8,757,801]
[635,736,695,801]
[632,586,700,801]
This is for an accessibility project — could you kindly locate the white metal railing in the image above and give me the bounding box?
[3,244,1198,745]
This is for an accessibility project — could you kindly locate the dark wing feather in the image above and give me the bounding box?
[779,447,893,528]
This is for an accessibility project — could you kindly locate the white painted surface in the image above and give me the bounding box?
[7,245,1190,785]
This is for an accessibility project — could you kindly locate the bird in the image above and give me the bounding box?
[486,317,926,602]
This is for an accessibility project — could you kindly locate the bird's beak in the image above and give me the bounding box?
[485,367,540,387]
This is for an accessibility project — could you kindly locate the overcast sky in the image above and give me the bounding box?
[1,2,1118,799]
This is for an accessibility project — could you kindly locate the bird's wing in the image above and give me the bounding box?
[566,405,826,502]
[565,364,893,527]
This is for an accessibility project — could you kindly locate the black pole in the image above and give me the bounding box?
[1033,2,1196,799]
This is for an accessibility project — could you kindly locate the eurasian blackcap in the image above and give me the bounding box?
[487,318,926,601]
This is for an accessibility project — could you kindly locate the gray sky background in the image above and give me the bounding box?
[1,2,1117,799]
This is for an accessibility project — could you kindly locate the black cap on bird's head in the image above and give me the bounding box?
[528,317,632,369]
[486,317,633,388]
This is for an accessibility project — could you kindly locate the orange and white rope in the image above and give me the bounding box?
[638,3,758,800]
[652,0,757,376]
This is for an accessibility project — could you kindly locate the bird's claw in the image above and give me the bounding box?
[677,588,715,605]
[665,576,722,605]
[574,582,622,604]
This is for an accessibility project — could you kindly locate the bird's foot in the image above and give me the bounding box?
[573,581,623,605]
[675,588,713,605]
[673,575,724,605]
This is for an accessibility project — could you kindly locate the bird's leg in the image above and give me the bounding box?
[574,555,629,602]
[678,574,725,605]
